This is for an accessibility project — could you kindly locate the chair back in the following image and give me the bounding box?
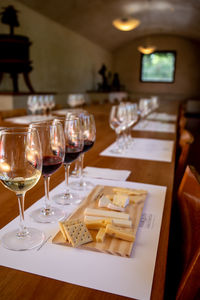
[175,129,194,187]
[176,165,200,300]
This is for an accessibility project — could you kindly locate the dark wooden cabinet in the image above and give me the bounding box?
[0,34,34,93]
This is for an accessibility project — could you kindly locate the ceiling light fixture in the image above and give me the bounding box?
[138,45,156,55]
[112,17,140,31]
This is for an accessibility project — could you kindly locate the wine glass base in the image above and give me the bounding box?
[53,192,82,205]
[30,207,65,223]
[70,180,94,191]
[1,228,45,251]
[110,147,123,154]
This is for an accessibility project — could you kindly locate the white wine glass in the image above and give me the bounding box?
[0,127,45,250]
[30,121,65,223]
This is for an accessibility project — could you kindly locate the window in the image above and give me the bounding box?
[140,51,176,83]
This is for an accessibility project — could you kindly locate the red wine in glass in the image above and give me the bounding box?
[42,155,63,177]
[64,148,82,164]
[82,140,94,153]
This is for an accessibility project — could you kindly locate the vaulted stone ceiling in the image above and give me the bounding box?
[16,0,200,51]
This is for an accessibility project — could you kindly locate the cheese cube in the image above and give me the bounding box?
[105,224,135,242]
[113,194,129,208]
[96,228,106,242]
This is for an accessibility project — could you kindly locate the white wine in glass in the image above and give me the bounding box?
[0,127,45,251]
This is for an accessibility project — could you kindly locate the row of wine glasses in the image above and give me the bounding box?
[0,112,96,251]
[109,97,159,153]
[52,112,96,205]
[138,96,159,119]
[109,102,138,153]
[27,95,55,115]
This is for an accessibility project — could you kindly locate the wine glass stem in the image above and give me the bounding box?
[116,132,121,150]
[64,163,70,195]
[17,193,28,237]
[79,153,84,187]
[44,176,51,212]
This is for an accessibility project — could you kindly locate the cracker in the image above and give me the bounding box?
[63,220,93,247]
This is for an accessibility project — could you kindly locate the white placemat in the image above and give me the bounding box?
[133,120,176,133]
[100,138,174,162]
[4,115,54,124]
[83,167,131,181]
[52,109,70,115]
[0,177,167,300]
[147,112,177,122]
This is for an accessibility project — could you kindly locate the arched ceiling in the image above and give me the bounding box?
[16,0,200,51]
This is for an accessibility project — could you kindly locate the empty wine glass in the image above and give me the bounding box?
[0,127,45,250]
[29,121,65,223]
[109,104,127,153]
[53,117,83,205]
[126,103,138,144]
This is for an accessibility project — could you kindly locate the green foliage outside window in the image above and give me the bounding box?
[141,51,176,82]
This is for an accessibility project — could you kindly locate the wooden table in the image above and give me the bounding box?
[0,101,180,300]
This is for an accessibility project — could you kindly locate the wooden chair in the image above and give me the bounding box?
[176,165,200,300]
[175,129,194,187]
[0,108,27,122]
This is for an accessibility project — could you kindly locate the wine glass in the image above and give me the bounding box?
[53,117,83,205]
[65,109,87,177]
[109,104,127,153]
[0,127,45,250]
[71,114,96,190]
[126,103,138,145]
[29,121,65,223]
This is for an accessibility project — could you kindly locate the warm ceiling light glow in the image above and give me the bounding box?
[112,17,140,31]
[138,46,156,54]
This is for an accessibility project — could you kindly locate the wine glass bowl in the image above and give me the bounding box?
[0,127,45,250]
[29,121,65,223]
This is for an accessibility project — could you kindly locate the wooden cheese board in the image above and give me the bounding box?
[52,185,147,257]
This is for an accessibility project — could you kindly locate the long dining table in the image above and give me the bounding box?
[0,100,180,300]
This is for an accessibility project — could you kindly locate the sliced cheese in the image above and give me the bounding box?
[84,215,132,228]
[59,221,68,241]
[84,207,130,220]
[113,187,147,195]
[107,203,125,212]
[112,194,129,208]
[96,228,106,242]
[105,224,135,242]
[85,218,112,230]
[129,194,147,203]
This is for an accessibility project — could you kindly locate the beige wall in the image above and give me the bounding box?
[113,35,200,101]
[0,0,112,105]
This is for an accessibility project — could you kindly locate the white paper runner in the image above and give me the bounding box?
[83,167,131,181]
[100,138,174,162]
[147,112,177,122]
[0,177,167,300]
[133,120,175,133]
[4,115,54,124]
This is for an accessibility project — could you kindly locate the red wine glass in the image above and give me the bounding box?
[71,114,96,190]
[29,121,65,223]
[53,117,83,205]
